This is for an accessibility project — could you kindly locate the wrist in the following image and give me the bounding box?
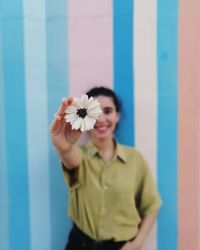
[129,238,142,250]
[55,143,73,155]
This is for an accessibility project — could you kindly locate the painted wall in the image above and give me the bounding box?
[0,1,200,250]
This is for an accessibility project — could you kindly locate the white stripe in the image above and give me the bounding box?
[134,1,158,249]
[0,22,9,250]
[23,1,51,250]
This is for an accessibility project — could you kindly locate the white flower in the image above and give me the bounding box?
[64,94,102,132]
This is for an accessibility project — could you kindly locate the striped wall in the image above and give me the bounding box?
[134,0,158,249]
[178,0,200,249]
[157,1,178,250]
[1,1,31,250]
[0,15,9,250]
[23,0,51,249]
[0,1,200,250]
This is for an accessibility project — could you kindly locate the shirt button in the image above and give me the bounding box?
[104,185,108,190]
[101,207,106,214]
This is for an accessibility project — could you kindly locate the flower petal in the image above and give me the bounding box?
[87,106,102,114]
[72,98,83,109]
[87,107,102,118]
[80,94,89,107]
[65,113,78,122]
[87,96,94,104]
[71,117,82,130]
[65,117,77,124]
[83,116,96,131]
[87,100,100,111]
[66,113,78,118]
[80,118,86,132]
[65,105,77,114]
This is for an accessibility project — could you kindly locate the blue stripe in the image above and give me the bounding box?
[46,1,71,249]
[113,0,134,146]
[1,1,30,249]
[0,21,9,250]
[157,1,178,250]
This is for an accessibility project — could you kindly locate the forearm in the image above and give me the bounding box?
[56,144,82,170]
[131,210,159,248]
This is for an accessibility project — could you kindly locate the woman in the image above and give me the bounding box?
[50,87,162,250]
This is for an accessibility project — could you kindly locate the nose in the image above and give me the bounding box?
[97,112,106,122]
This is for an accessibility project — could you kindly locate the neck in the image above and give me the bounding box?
[91,136,115,160]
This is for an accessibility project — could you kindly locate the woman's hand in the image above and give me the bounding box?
[50,98,82,151]
[120,240,141,250]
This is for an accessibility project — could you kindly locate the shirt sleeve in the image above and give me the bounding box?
[62,146,85,190]
[135,155,163,218]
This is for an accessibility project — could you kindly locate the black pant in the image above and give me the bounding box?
[65,224,127,250]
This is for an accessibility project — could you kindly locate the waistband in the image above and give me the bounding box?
[71,224,127,248]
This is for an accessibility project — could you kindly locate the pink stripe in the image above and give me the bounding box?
[198,52,200,249]
[198,36,200,250]
[178,1,200,249]
[68,0,113,97]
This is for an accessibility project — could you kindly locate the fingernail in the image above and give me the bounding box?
[62,97,66,101]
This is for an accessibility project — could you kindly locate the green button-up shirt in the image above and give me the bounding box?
[63,142,162,241]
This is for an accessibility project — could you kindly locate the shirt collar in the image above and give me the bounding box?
[86,140,127,164]
[115,143,127,163]
[86,141,98,156]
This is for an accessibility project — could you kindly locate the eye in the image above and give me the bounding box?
[103,107,113,114]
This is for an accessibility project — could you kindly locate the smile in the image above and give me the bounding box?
[94,126,108,133]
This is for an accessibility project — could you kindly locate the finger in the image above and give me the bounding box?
[54,113,62,120]
[50,115,65,134]
[51,109,71,130]
[56,97,73,116]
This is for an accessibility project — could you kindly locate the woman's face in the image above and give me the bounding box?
[90,95,120,140]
